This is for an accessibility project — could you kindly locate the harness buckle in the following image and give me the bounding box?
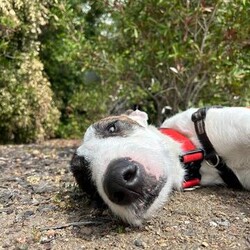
[179,149,204,164]
[205,154,220,167]
[191,108,207,122]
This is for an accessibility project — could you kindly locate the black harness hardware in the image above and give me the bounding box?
[183,159,202,183]
[191,107,243,190]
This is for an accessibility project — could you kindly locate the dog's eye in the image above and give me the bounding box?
[107,122,117,133]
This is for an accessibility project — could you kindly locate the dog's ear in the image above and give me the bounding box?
[127,110,148,127]
[70,153,96,196]
[70,152,106,209]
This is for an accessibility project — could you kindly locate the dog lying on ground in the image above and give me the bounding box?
[70,107,250,226]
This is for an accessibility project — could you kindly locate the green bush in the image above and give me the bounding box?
[0,0,249,143]
[39,0,115,138]
[0,0,59,143]
[104,0,250,124]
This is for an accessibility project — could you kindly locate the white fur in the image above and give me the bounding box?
[162,107,250,189]
[77,107,250,225]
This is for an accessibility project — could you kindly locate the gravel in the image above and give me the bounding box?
[0,140,249,249]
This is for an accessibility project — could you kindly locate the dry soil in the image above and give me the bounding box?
[0,140,249,250]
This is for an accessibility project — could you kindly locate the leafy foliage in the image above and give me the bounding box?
[0,0,249,142]
[104,0,250,124]
[39,0,115,138]
[199,0,250,106]
[0,0,59,143]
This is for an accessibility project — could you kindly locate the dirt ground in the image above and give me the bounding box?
[0,140,249,250]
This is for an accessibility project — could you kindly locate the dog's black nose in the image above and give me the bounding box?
[103,158,144,205]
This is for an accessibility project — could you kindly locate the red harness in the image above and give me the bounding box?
[159,107,246,190]
[159,128,203,189]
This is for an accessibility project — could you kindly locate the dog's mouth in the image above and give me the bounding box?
[103,157,166,211]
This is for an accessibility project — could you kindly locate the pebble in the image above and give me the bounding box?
[46,229,57,238]
[209,221,218,227]
[243,218,248,223]
[23,210,34,218]
[125,227,131,232]
[40,236,51,244]
[134,239,146,248]
[217,219,230,227]
[32,198,40,206]
[201,242,209,247]
[0,208,14,214]
[31,150,40,156]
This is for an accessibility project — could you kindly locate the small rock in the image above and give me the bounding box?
[0,208,14,214]
[134,239,146,249]
[243,218,248,223]
[209,221,218,227]
[201,242,209,247]
[27,175,40,184]
[217,219,230,227]
[160,242,167,247]
[40,236,51,244]
[32,198,40,206]
[125,227,131,232]
[23,210,34,218]
[46,229,57,238]
[31,150,40,156]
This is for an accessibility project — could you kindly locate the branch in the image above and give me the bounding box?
[200,6,218,54]
[189,72,209,104]
[39,218,111,231]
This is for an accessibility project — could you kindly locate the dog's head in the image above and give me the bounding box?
[70,110,184,225]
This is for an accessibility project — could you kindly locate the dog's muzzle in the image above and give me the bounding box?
[103,158,146,205]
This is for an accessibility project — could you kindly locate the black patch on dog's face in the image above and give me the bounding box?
[93,116,141,138]
[70,152,105,208]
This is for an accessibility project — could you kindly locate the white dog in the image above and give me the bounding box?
[70,107,250,226]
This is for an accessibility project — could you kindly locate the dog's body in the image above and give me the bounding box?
[71,107,250,225]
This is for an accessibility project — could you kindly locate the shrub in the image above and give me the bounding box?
[0,0,59,143]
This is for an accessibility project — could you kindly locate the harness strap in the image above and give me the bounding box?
[191,107,243,189]
[160,128,203,189]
